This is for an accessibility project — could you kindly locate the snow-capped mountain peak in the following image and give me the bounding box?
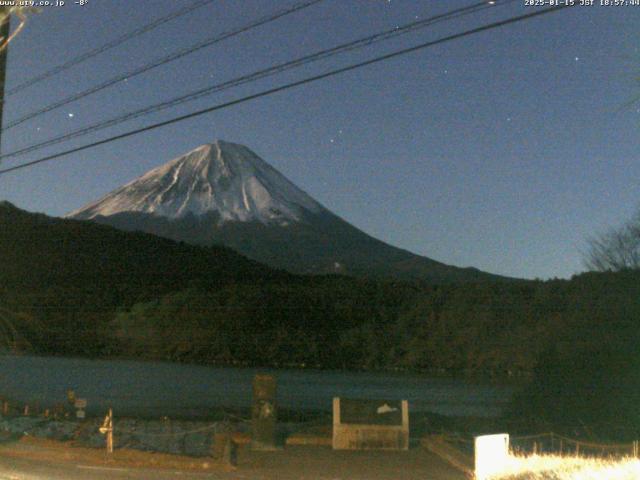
[68,140,324,224]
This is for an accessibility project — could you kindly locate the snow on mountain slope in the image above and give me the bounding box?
[67,140,510,283]
[68,140,324,225]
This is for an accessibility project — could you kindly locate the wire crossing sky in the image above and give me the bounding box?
[0,0,516,162]
[3,0,325,130]
[0,0,638,280]
[0,3,571,175]
[5,0,217,96]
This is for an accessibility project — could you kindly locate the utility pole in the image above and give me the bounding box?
[0,7,10,154]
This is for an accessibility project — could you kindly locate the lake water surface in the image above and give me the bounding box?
[0,355,514,418]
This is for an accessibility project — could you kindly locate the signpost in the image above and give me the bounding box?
[99,409,114,454]
[251,374,278,450]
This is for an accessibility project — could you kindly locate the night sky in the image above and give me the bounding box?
[0,0,638,280]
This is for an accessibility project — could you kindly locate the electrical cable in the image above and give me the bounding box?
[6,0,218,96]
[0,4,574,177]
[2,0,325,130]
[0,0,516,162]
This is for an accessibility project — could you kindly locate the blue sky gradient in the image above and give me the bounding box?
[0,0,638,279]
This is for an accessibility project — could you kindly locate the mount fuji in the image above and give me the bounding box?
[68,140,504,283]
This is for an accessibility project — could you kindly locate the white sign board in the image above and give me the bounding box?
[74,398,87,409]
[332,398,409,450]
[475,433,510,480]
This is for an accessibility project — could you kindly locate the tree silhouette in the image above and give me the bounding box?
[584,207,640,271]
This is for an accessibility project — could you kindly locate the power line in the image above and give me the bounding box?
[0,4,574,177]
[0,0,516,162]
[6,0,217,96]
[2,0,325,130]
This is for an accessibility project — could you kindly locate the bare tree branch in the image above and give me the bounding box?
[584,207,640,271]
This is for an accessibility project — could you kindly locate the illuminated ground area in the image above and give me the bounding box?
[493,454,640,480]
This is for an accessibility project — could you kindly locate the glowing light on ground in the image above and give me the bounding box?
[490,454,640,480]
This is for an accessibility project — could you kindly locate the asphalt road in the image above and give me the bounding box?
[0,446,466,480]
[0,455,220,479]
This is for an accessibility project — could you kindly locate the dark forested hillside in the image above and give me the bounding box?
[0,201,288,355]
[90,209,507,284]
[3,202,640,384]
[507,270,640,439]
[1,201,281,293]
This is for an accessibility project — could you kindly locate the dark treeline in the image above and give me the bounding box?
[106,271,640,378]
[507,269,640,440]
[2,200,638,375]
[4,202,640,437]
[7,267,640,378]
